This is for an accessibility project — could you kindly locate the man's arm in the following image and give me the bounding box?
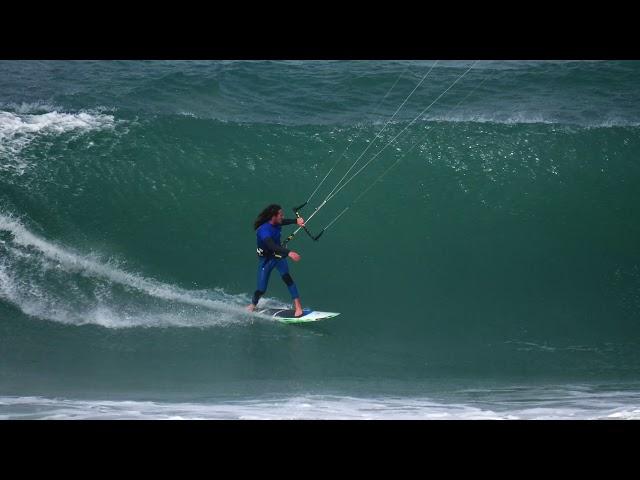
[281,218,297,226]
[264,237,291,257]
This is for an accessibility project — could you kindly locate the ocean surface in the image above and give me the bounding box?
[1,60,639,419]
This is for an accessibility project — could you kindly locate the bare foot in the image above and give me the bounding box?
[246,304,256,313]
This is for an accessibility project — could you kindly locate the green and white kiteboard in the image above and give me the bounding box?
[255,307,340,324]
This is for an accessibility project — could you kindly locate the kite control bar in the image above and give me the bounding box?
[282,202,324,247]
[293,202,324,241]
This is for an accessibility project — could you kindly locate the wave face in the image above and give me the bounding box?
[1,61,640,413]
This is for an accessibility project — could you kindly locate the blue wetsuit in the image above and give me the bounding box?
[252,219,299,306]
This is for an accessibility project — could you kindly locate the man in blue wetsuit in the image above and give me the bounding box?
[246,204,306,317]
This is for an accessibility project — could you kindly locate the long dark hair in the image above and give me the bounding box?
[254,204,282,230]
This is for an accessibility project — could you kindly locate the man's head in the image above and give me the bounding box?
[271,207,285,224]
[254,204,284,229]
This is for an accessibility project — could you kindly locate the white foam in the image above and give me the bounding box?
[1,391,639,420]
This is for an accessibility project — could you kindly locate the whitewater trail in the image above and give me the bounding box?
[0,213,285,328]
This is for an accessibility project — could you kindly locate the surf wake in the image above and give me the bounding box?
[0,213,284,328]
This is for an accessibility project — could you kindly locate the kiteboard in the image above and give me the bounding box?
[255,307,340,324]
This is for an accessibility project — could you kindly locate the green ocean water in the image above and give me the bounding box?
[1,60,639,419]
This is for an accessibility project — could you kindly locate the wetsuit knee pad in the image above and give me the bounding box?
[281,273,294,286]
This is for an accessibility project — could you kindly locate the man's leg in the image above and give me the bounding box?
[247,258,275,311]
[275,259,303,317]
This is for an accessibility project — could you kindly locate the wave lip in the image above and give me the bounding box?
[0,107,116,174]
[0,100,62,114]
[422,111,640,128]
